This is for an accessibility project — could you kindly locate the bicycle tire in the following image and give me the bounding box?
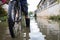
[8,1,21,38]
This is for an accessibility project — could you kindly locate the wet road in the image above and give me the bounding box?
[37,17,60,40]
[0,17,45,40]
[29,17,45,40]
[0,21,30,40]
[0,17,60,40]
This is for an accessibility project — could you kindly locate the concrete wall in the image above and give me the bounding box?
[37,3,60,18]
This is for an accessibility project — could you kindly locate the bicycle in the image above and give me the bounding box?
[8,0,26,38]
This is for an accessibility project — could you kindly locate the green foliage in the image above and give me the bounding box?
[49,15,60,21]
[29,11,33,16]
[0,6,7,17]
[0,16,7,21]
[0,6,7,21]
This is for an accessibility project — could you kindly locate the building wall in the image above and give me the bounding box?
[37,3,60,18]
[36,0,60,19]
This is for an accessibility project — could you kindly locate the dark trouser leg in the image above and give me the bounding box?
[20,1,30,40]
[20,0,30,27]
[20,0,28,16]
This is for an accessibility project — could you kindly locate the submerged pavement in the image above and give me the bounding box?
[0,17,46,40]
[29,17,46,40]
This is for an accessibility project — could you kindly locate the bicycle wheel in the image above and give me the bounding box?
[8,1,21,38]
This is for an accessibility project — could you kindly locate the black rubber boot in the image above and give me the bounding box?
[25,18,30,27]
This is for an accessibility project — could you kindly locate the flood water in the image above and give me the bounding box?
[0,17,45,40]
[0,17,60,40]
[0,21,30,40]
[37,17,60,40]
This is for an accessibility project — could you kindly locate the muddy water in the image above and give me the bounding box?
[1,17,60,40]
[29,17,45,40]
[0,17,45,40]
[0,21,30,40]
[37,18,60,40]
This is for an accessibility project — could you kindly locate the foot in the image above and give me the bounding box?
[25,16,30,27]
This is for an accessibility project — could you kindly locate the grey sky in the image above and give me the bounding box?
[27,0,40,12]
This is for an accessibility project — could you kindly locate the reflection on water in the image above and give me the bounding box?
[29,17,45,40]
[0,17,60,40]
[37,18,60,40]
[0,17,46,40]
[0,21,30,40]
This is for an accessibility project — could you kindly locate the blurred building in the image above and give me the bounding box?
[35,0,60,19]
[35,0,60,40]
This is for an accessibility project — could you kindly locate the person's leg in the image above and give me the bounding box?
[20,0,28,16]
[20,0,30,27]
[20,1,30,40]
